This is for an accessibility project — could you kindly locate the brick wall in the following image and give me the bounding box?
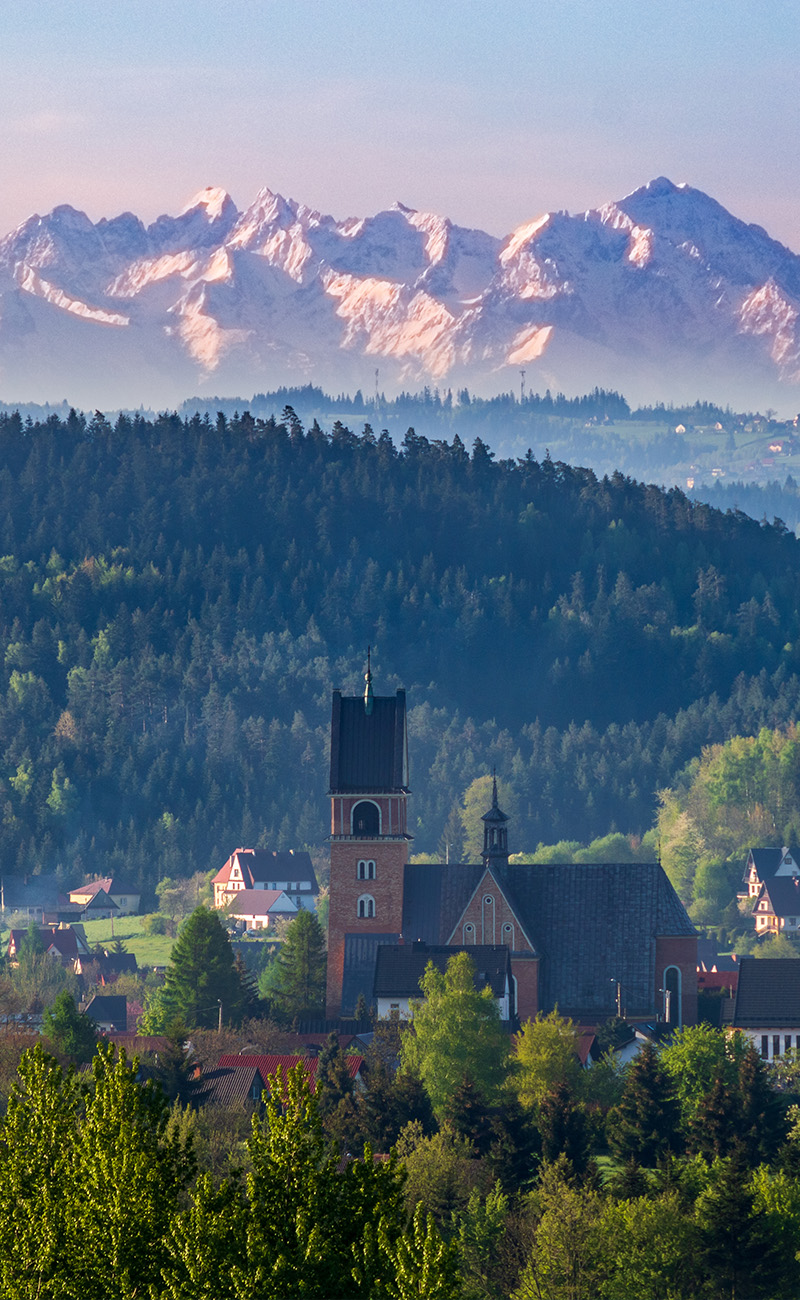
[450,868,535,951]
[655,933,698,1027]
[511,955,539,1022]
[326,833,408,1016]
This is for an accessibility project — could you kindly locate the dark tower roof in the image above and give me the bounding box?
[330,688,409,793]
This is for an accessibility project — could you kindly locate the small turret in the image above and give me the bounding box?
[481,772,509,868]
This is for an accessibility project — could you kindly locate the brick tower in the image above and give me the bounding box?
[326,664,411,1016]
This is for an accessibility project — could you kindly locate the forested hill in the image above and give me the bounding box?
[0,404,799,893]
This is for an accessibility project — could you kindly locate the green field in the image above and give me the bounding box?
[80,916,174,968]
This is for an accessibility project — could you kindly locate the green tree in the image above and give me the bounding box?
[42,989,98,1064]
[269,908,327,1020]
[509,1010,583,1113]
[696,1153,794,1300]
[160,907,244,1030]
[660,1022,746,1130]
[607,1041,682,1166]
[400,952,509,1120]
[0,1046,79,1298]
[71,1043,195,1299]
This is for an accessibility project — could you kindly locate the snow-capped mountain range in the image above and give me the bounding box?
[2,177,800,409]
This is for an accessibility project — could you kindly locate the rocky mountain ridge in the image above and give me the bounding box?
[1,177,799,408]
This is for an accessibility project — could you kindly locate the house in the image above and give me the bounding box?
[372,941,513,1020]
[7,923,90,967]
[725,956,800,1060]
[752,876,800,934]
[106,1033,172,1057]
[84,994,127,1033]
[212,848,318,913]
[75,949,139,982]
[68,877,140,916]
[218,1052,365,1092]
[0,874,63,920]
[327,677,697,1027]
[226,889,298,931]
[198,1066,265,1107]
[741,846,800,900]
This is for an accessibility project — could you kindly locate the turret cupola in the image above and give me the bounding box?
[481,773,509,868]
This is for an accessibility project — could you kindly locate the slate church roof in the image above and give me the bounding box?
[330,689,408,792]
[402,860,694,1019]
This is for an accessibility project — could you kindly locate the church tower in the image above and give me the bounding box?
[326,660,412,1016]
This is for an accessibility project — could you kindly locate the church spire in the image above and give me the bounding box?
[364,646,374,716]
[481,769,510,868]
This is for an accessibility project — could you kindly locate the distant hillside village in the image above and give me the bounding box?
[6,673,800,1070]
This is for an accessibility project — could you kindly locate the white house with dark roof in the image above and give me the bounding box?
[727,957,800,1060]
[753,875,800,934]
[372,941,513,1020]
[741,846,800,899]
[212,849,318,913]
[225,888,298,931]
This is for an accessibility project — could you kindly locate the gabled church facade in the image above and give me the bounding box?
[326,676,698,1027]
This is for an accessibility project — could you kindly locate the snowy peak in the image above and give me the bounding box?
[2,177,800,408]
[181,186,238,223]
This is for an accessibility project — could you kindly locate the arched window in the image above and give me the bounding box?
[502,921,515,949]
[357,859,376,880]
[357,894,376,919]
[463,921,476,944]
[482,894,495,944]
[352,801,380,837]
[663,966,682,1026]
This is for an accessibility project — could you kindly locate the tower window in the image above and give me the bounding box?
[352,801,381,837]
[357,894,376,919]
[357,860,376,880]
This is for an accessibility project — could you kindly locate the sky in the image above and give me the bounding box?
[1,0,799,247]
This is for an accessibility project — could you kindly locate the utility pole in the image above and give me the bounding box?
[218,1000,223,1033]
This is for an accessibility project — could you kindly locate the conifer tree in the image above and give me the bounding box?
[607,1041,682,1166]
[160,907,243,1030]
[737,1041,786,1164]
[537,1080,591,1176]
[270,908,327,1021]
[42,988,98,1064]
[688,1072,742,1161]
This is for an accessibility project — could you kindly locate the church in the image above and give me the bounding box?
[326,672,697,1027]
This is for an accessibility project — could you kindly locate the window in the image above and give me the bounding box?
[357,860,376,880]
[774,1035,781,1058]
[357,894,375,919]
[502,921,515,948]
[786,1035,793,1054]
[663,966,682,1027]
[759,901,768,910]
[761,1035,769,1058]
[352,801,380,836]
[462,922,476,943]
